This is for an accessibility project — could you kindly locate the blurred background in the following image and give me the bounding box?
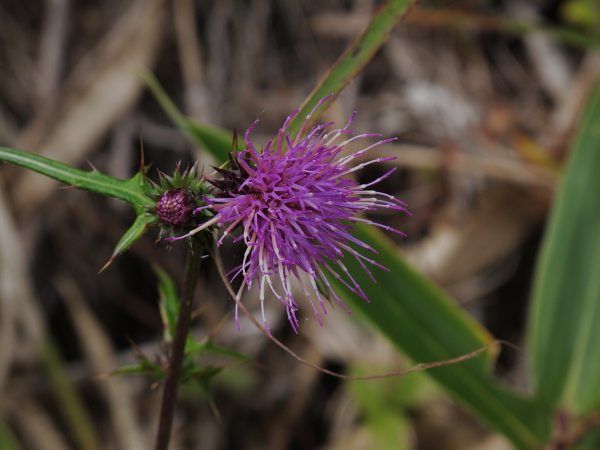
[0,0,591,448]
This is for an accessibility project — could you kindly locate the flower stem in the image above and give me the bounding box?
[154,239,203,450]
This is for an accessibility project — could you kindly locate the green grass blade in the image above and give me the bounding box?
[0,147,153,213]
[140,70,240,164]
[287,0,417,139]
[42,340,101,450]
[148,0,417,165]
[328,224,550,449]
[529,77,600,415]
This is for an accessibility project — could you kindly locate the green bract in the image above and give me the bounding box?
[146,164,215,245]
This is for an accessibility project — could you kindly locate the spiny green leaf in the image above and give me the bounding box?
[103,214,157,270]
[0,147,157,264]
[0,147,153,213]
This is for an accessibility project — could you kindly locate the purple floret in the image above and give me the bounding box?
[155,188,194,228]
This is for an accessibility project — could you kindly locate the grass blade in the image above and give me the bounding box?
[529,77,600,415]
[140,70,240,163]
[287,0,417,139]
[329,224,550,449]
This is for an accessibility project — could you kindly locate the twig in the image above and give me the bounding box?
[212,247,516,380]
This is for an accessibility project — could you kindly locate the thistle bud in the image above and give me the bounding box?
[155,188,194,228]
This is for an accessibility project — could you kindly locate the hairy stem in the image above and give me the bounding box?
[154,239,203,450]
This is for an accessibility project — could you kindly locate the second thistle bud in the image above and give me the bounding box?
[146,164,215,242]
[155,188,194,228]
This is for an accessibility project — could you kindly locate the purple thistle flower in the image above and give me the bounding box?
[179,98,410,333]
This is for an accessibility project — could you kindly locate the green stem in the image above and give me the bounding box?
[154,239,203,450]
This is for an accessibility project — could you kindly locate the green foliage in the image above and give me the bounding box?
[6,0,600,446]
[140,70,242,163]
[141,1,554,447]
[327,225,550,449]
[529,78,600,416]
[42,340,101,450]
[100,266,251,401]
[576,427,600,450]
[0,147,156,263]
[349,364,432,449]
[287,0,416,140]
[138,266,250,396]
[0,147,153,214]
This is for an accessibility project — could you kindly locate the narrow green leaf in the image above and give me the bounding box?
[529,77,600,415]
[0,147,153,213]
[328,224,550,450]
[140,70,240,164]
[155,265,180,341]
[143,1,417,164]
[288,0,417,139]
[42,340,101,450]
[155,265,203,355]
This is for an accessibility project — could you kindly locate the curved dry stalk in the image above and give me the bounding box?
[211,246,516,380]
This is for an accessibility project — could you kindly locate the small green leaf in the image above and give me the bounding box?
[103,215,157,269]
[107,363,162,377]
[182,365,222,381]
[184,366,223,400]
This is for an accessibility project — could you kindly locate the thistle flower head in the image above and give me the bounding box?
[175,97,410,333]
[147,164,215,242]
